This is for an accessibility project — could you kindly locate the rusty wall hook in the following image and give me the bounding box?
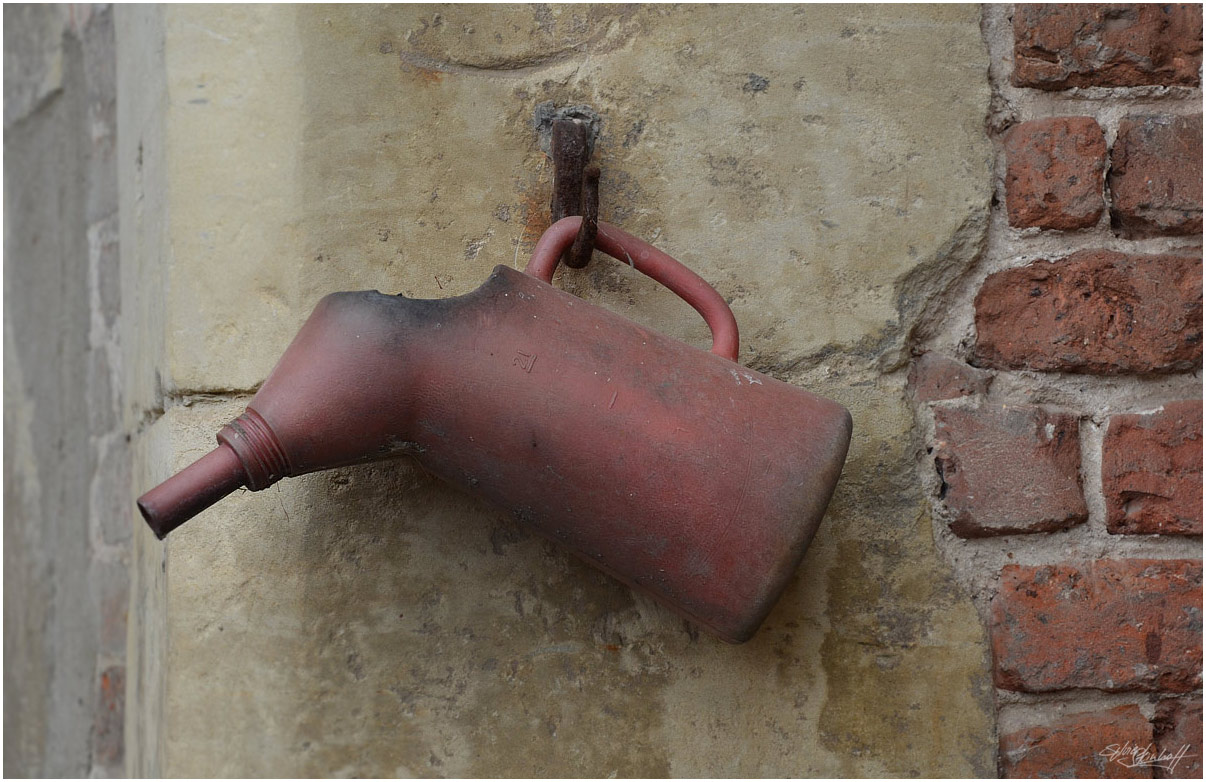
[550,119,600,269]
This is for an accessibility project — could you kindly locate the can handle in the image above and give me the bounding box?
[525,217,740,362]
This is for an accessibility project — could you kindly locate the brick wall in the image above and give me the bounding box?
[910,5,1202,778]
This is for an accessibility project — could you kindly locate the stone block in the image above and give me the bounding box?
[1013,5,1202,89]
[1109,115,1203,239]
[908,352,993,402]
[1005,117,1106,231]
[1000,705,1153,779]
[150,4,992,392]
[973,251,1202,374]
[992,560,1203,693]
[933,404,1086,537]
[1154,697,1203,779]
[1104,401,1203,535]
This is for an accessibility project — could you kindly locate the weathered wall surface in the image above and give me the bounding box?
[3,4,127,777]
[12,5,1199,778]
[118,5,998,776]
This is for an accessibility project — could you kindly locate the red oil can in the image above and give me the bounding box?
[138,218,851,642]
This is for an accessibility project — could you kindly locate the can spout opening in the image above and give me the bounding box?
[137,444,247,539]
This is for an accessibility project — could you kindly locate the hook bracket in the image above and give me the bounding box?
[550,119,600,269]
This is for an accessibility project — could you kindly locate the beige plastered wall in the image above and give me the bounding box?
[119,5,996,776]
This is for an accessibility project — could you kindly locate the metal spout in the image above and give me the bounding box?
[137,443,246,539]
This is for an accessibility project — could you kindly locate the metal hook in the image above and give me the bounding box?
[550,119,600,269]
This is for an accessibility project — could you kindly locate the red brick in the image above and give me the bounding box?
[1153,698,1203,778]
[91,665,124,769]
[1000,705,1154,778]
[974,250,1203,374]
[1104,401,1203,535]
[1013,5,1203,89]
[992,560,1203,693]
[933,405,1086,538]
[1109,115,1203,238]
[908,352,992,402]
[1006,117,1107,230]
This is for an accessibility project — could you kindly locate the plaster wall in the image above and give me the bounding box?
[4,5,126,776]
[120,5,996,776]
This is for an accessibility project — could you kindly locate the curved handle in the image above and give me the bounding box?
[525,217,740,361]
